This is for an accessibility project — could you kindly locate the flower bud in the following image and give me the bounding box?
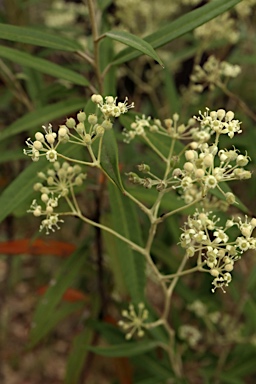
[91,94,103,104]
[66,117,76,129]
[210,269,220,277]
[35,132,45,142]
[184,162,194,173]
[203,154,213,167]
[102,120,113,130]
[195,168,205,178]
[77,111,86,122]
[88,114,98,125]
[41,193,49,202]
[225,192,236,204]
[84,134,92,145]
[96,125,105,136]
[137,164,150,173]
[76,122,85,135]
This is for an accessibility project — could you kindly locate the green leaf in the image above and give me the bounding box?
[88,340,159,357]
[30,301,84,346]
[0,23,83,51]
[105,30,164,67]
[65,327,94,384]
[0,159,48,224]
[107,182,145,302]
[111,0,242,65]
[0,144,84,224]
[0,98,86,142]
[29,244,89,347]
[0,46,89,86]
[102,214,128,298]
[100,129,124,192]
[0,149,25,163]
[132,355,173,381]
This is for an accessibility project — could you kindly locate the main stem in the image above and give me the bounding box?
[86,0,103,93]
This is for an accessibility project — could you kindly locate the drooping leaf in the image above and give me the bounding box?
[105,30,164,67]
[0,98,86,142]
[111,0,242,65]
[0,23,83,51]
[0,46,89,86]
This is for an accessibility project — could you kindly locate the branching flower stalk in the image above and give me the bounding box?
[24,94,256,378]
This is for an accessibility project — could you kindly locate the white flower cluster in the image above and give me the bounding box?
[123,113,196,143]
[190,56,241,93]
[118,302,149,340]
[91,94,134,119]
[24,123,59,162]
[178,324,202,348]
[173,141,251,201]
[24,95,133,163]
[171,109,249,203]
[28,161,86,234]
[180,210,256,292]
[193,108,242,139]
[194,13,239,44]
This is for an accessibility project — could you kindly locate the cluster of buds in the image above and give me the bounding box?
[28,161,86,234]
[180,210,256,292]
[190,55,241,93]
[173,142,251,201]
[24,95,133,163]
[118,302,149,340]
[91,94,134,119]
[126,163,168,191]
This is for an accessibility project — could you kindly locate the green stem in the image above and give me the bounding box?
[57,153,97,167]
[217,81,256,122]
[155,197,202,224]
[86,0,103,93]
[77,213,146,256]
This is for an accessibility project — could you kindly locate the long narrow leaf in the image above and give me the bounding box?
[100,129,124,192]
[65,327,94,384]
[29,243,89,347]
[0,46,89,86]
[105,30,164,67]
[0,98,86,142]
[111,0,241,65]
[0,23,83,51]
[88,340,159,357]
[108,182,145,302]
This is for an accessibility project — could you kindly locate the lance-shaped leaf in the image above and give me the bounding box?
[0,98,86,142]
[29,243,89,347]
[100,129,124,192]
[107,182,145,303]
[0,23,83,51]
[88,340,160,357]
[105,30,164,67]
[0,46,89,86]
[111,0,241,65]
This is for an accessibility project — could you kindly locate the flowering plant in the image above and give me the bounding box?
[1,0,256,383]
